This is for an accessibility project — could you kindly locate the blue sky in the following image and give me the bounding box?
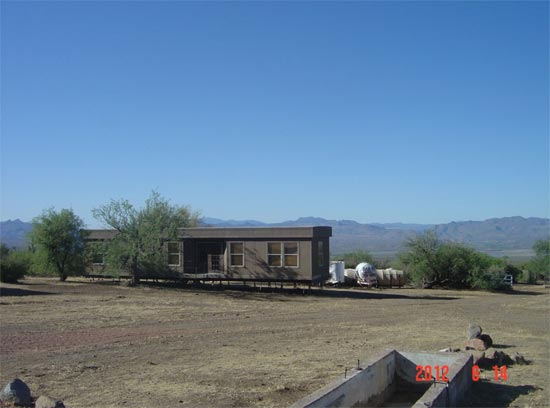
[1,1,548,227]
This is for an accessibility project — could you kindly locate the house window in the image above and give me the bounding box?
[229,242,244,267]
[92,252,104,265]
[90,243,105,265]
[318,241,324,267]
[168,242,180,266]
[267,242,282,267]
[267,242,299,268]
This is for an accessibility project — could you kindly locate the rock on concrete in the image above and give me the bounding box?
[35,395,65,408]
[485,350,504,365]
[471,351,485,364]
[439,347,461,352]
[465,336,492,351]
[0,379,32,407]
[467,323,482,340]
[478,334,493,348]
[485,350,513,366]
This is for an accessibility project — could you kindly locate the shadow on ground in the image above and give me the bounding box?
[492,344,516,349]
[496,289,546,296]
[0,287,54,297]
[462,381,542,407]
[114,280,460,301]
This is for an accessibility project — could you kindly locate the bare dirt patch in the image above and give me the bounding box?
[1,278,548,407]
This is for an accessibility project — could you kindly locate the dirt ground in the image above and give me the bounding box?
[0,277,548,407]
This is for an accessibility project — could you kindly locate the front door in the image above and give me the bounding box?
[197,242,223,273]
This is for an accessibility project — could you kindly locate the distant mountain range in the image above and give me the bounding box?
[0,219,33,249]
[2,216,548,260]
[203,216,549,259]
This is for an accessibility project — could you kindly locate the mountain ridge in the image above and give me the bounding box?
[202,215,549,257]
[2,216,548,260]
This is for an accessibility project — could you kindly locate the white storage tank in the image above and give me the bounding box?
[328,261,345,283]
[377,268,405,287]
[355,262,378,287]
[344,268,357,283]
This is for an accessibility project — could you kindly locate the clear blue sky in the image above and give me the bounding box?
[1,1,548,227]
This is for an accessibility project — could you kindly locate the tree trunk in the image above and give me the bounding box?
[60,273,67,282]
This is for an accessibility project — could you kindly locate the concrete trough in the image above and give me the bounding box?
[291,350,473,408]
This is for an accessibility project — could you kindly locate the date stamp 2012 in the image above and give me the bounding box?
[416,365,508,383]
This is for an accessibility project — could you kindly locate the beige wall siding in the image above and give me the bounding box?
[84,227,332,282]
[226,240,312,281]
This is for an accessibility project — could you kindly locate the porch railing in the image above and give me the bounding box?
[208,254,224,273]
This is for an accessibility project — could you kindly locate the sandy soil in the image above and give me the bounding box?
[0,277,548,407]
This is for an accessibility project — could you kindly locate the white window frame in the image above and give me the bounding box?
[266,241,300,268]
[228,241,245,267]
[167,241,181,266]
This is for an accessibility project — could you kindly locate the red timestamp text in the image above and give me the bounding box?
[471,365,508,382]
[415,365,449,382]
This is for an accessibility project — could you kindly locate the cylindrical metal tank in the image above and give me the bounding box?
[376,268,405,287]
[329,261,345,283]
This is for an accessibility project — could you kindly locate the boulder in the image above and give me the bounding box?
[478,334,493,348]
[485,350,513,366]
[35,395,65,408]
[439,347,460,352]
[465,336,492,351]
[0,379,32,407]
[471,351,485,364]
[485,349,503,365]
[467,323,482,340]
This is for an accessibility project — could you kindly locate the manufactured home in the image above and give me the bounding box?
[85,226,332,284]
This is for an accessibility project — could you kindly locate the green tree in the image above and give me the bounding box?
[0,244,31,283]
[399,230,504,289]
[92,191,200,284]
[528,239,550,280]
[29,208,86,281]
[399,230,441,287]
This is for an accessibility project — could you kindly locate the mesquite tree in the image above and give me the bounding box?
[29,208,86,281]
[92,191,200,284]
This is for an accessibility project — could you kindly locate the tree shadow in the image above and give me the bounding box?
[310,289,459,301]
[0,287,54,297]
[492,344,516,349]
[461,381,542,407]
[79,277,460,301]
[79,278,129,286]
[137,281,460,301]
[496,289,545,296]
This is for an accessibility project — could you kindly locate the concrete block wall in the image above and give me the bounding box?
[292,350,473,408]
[290,350,396,408]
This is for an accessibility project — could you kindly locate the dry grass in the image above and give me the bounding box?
[0,278,548,407]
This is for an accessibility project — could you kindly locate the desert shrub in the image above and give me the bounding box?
[469,265,510,291]
[400,230,508,290]
[92,191,200,284]
[28,247,57,276]
[29,208,87,281]
[0,245,31,283]
[517,269,536,284]
[503,264,522,281]
[527,239,549,281]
